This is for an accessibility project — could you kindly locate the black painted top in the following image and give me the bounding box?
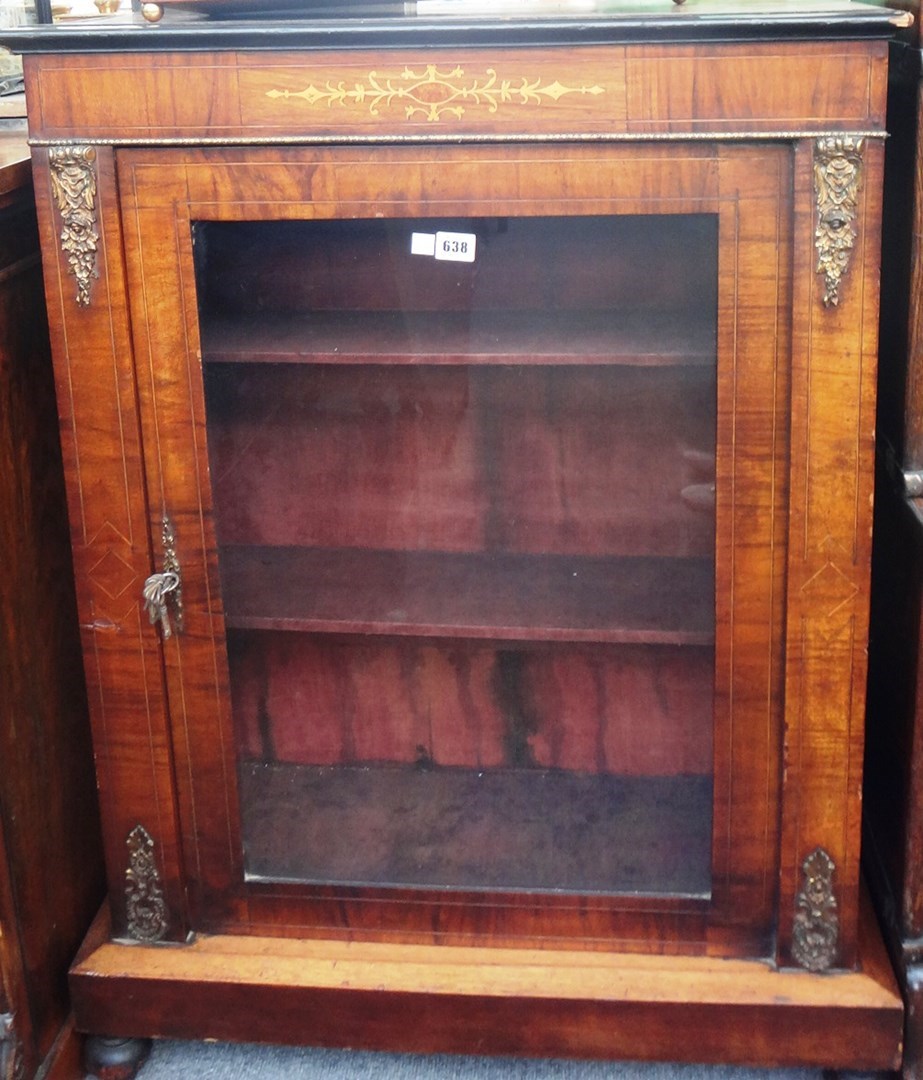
[0,0,909,54]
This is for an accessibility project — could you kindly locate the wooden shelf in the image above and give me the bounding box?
[200,308,715,367]
[239,760,713,896]
[219,546,715,644]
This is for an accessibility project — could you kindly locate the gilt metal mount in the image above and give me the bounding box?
[48,145,99,308]
[814,136,864,308]
[125,824,168,943]
[142,515,183,639]
[792,846,839,971]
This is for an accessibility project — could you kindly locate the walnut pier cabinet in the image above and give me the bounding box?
[1,2,910,1068]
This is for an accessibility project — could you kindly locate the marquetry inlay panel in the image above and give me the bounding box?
[25,40,885,143]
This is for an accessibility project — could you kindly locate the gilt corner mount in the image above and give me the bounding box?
[792,846,839,972]
[125,824,168,943]
[814,135,864,308]
[48,145,99,308]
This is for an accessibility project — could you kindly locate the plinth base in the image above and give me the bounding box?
[70,891,902,1070]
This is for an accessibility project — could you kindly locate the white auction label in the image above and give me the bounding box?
[434,231,477,263]
[410,232,436,256]
[410,230,477,263]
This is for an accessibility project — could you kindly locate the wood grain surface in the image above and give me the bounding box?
[23,40,887,143]
[0,138,103,1079]
[68,892,902,1068]
[13,18,896,1066]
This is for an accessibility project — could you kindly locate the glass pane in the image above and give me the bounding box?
[197,213,717,897]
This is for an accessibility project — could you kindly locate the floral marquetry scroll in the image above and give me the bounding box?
[814,136,864,307]
[48,145,99,307]
[266,64,605,123]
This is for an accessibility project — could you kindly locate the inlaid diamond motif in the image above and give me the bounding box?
[88,546,138,601]
[800,555,858,620]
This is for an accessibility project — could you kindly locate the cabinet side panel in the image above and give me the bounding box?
[902,78,923,467]
[865,490,923,940]
[866,58,923,944]
[779,138,884,969]
[30,145,188,941]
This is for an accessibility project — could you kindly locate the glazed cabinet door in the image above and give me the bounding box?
[118,143,791,958]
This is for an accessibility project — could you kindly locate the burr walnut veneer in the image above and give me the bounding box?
[1,1,909,1068]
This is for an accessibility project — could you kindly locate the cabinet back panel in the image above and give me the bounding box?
[228,632,714,777]
[196,216,717,316]
[204,363,716,559]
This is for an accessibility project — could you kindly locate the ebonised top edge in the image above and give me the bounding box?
[0,1,908,53]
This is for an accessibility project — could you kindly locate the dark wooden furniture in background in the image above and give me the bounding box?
[0,132,104,1080]
[0,1,911,1070]
[864,3,923,1077]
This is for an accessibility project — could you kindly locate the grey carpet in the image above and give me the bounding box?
[134,1043,831,1079]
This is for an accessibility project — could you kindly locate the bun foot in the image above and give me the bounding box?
[84,1035,152,1079]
